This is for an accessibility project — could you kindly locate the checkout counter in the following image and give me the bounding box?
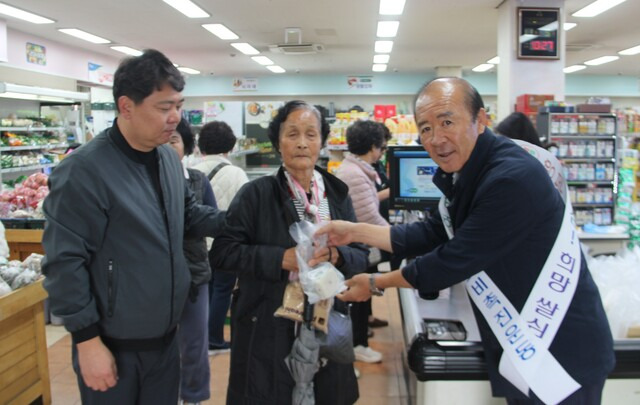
[399,283,640,405]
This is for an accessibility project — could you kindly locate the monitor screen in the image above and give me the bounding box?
[388,145,443,210]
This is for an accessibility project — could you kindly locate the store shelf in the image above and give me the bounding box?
[567,180,615,185]
[1,163,57,173]
[572,203,615,208]
[0,126,65,132]
[0,143,68,152]
[550,134,616,139]
[560,157,616,162]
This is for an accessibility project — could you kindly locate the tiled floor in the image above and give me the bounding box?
[45,288,410,405]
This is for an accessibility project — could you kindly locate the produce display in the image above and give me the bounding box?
[0,253,43,297]
[2,131,64,147]
[0,172,49,217]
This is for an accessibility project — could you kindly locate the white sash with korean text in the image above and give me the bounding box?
[438,141,581,404]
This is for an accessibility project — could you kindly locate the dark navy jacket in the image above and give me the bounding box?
[393,130,614,398]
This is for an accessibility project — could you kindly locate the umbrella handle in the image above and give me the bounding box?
[303,295,314,326]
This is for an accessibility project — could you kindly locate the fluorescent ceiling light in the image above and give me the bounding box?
[0,82,90,102]
[373,54,390,64]
[231,42,260,55]
[177,67,200,74]
[377,21,399,38]
[267,65,286,73]
[487,56,500,64]
[59,28,110,44]
[379,0,406,15]
[251,56,274,65]
[572,0,627,17]
[110,46,143,56]
[472,64,494,72]
[519,34,537,43]
[202,24,239,40]
[372,64,387,72]
[564,22,577,31]
[162,0,209,18]
[0,2,54,23]
[584,55,619,65]
[619,44,640,56]
[563,65,587,73]
[375,40,393,53]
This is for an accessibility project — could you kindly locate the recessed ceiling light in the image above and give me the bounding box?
[177,67,200,75]
[267,65,286,73]
[373,54,390,64]
[563,65,587,73]
[0,2,54,23]
[572,0,627,18]
[377,21,399,38]
[564,22,577,31]
[472,64,494,72]
[618,44,640,56]
[374,40,393,53]
[487,56,500,64]
[372,64,388,72]
[231,43,260,55]
[584,55,619,65]
[202,24,239,40]
[162,0,209,18]
[379,0,406,15]
[252,56,274,65]
[110,46,143,56]
[58,28,110,44]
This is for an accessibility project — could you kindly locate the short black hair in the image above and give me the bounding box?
[176,118,195,155]
[113,49,184,112]
[413,77,484,123]
[495,112,542,147]
[267,100,330,152]
[198,121,237,155]
[346,120,391,155]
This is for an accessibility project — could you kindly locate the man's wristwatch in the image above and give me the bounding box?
[369,274,384,296]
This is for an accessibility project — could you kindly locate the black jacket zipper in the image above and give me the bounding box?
[107,259,114,317]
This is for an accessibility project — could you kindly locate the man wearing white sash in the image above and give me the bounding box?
[316,78,615,404]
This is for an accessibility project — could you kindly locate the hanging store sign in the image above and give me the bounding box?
[517,8,560,60]
[233,77,258,91]
[26,42,46,65]
[347,75,373,90]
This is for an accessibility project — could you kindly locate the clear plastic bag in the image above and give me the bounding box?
[289,220,346,304]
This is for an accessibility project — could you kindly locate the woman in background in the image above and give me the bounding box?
[495,111,543,147]
[168,119,217,405]
[192,121,249,354]
[335,120,391,364]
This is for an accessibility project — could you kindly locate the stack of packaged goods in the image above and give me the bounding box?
[617,147,640,247]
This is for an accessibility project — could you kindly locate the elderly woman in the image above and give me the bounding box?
[210,100,367,405]
[335,120,391,364]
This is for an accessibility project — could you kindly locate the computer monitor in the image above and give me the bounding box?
[388,145,443,210]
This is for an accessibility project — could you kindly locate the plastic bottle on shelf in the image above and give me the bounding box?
[550,118,560,134]
[559,117,569,134]
[569,117,578,134]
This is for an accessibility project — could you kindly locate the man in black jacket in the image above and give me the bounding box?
[317,77,614,404]
[42,49,225,404]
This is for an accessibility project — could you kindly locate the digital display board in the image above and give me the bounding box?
[517,7,560,60]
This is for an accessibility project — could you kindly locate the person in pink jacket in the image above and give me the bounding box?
[336,119,391,364]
